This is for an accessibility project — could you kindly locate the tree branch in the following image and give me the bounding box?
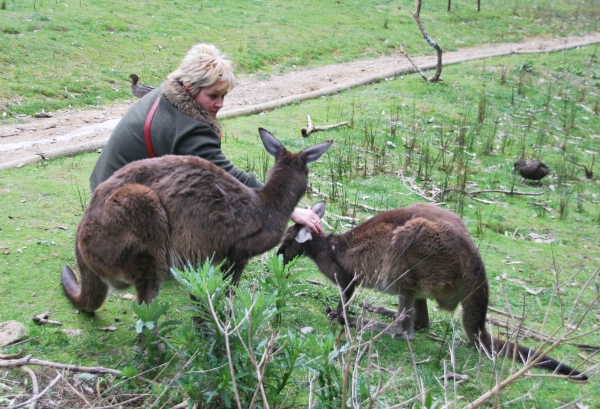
[402,0,443,83]
[0,355,122,376]
[301,115,349,137]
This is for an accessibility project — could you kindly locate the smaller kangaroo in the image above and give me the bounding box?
[61,128,332,313]
[277,201,587,380]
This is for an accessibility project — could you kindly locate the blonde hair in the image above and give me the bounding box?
[168,43,235,96]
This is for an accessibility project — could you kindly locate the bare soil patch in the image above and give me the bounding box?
[1,33,599,168]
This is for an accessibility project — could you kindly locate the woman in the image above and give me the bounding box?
[90,43,323,233]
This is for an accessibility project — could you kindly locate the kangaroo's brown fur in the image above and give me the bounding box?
[61,128,332,313]
[277,201,586,380]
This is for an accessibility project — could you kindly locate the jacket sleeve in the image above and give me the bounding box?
[172,124,264,188]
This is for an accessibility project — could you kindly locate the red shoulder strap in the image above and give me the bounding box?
[144,96,161,158]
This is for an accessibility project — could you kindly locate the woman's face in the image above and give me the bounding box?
[194,82,227,118]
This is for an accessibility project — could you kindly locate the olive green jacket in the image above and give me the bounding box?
[90,79,262,191]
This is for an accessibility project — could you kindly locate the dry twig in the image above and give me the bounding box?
[61,375,91,407]
[0,355,122,376]
[301,115,349,137]
[32,312,63,326]
[565,156,594,179]
[19,366,38,409]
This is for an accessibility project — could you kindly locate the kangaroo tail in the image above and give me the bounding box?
[460,265,586,381]
[61,264,109,313]
[478,331,587,381]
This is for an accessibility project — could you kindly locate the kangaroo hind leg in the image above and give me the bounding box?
[414,298,430,329]
[94,183,170,307]
[395,292,416,339]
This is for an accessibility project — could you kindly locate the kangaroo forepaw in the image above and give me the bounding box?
[325,307,356,326]
[325,307,341,322]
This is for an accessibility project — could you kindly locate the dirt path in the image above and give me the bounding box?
[1,32,599,169]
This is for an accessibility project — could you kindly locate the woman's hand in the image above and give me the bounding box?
[291,208,324,234]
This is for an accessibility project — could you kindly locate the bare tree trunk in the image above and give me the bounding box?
[477,0,481,11]
[415,0,422,17]
[401,0,443,83]
[448,0,451,12]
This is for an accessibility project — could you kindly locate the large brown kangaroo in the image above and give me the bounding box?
[277,201,587,380]
[61,128,332,313]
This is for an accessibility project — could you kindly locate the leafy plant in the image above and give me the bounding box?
[130,298,179,369]
[305,332,344,408]
[261,253,299,326]
[170,257,311,408]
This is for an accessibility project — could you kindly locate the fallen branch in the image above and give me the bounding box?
[527,202,552,212]
[470,197,506,205]
[469,188,545,196]
[361,301,397,317]
[0,355,122,376]
[32,312,63,326]
[442,187,545,197]
[306,279,325,286]
[301,115,349,137]
[572,343,600,351]
[485,316,558,344]
[20,366,38,409]
[395,170,438,202]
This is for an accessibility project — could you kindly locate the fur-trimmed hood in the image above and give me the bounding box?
[161,78,221,133]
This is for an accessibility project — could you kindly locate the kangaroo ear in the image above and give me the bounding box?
[303,140,333,164]
[294,226,313,243]
[259,128,284,157]
[311,201,326,218]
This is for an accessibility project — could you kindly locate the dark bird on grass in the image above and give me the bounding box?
[513,159,550,185]
[129,74,154,98]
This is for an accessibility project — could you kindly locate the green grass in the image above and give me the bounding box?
[1,0,599,118]
[1,45,599,406]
